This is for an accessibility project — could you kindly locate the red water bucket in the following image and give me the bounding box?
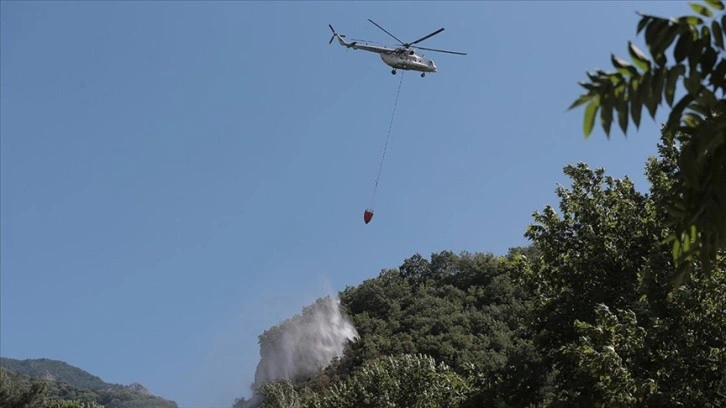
[363,209,374,224]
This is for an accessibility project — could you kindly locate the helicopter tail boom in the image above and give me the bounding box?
[328,24,350,47]
[329,24,398,55]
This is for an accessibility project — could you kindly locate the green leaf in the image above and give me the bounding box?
[690,3,714,17]
[671,62,687,77]
[672,237,681,262]
[587,70,601,82]
[645,18,677,65]
[665,64,685,106]
[704,0,725,10]
[683,231,691,252]
[674,30,693,63]
[699,121,726,157]
[600,93,614,137]
[653,67,665,98]
[630,77,643,127]
[650,24,680,64]
[677,15,704,26]
[645,17,668,44]
[583,97,600,138]
[640,70,653,113]
[690,225,698,243]
[700,46,718,75]
[666,93,694,131]
[712,59,726,90]
[607,72,625,86]
[688,38,705,71]
[628,42,651,71]
[684,68,702,94]
[568,93,594,110]
[687,101,710,116]
[615,85,629,134]
[644,69,664,118]
[683,112,703,127]
[579,81,601,91]
[611,54,639,77]
[713,20,725,50]
[701,25,712,47]
[645,18,669,50]
[637,15,652,34]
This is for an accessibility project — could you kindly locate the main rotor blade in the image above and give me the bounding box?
[329,24,335,33]
[408,28,445,46]
[413,45,467,55]
[368,19,405,45]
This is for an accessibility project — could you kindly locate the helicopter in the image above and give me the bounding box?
[328,19,467,77]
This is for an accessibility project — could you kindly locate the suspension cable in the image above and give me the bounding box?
[371,72,405,205]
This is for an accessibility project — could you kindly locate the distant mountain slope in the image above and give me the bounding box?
[0,358,177,408]
[0,357,120,391]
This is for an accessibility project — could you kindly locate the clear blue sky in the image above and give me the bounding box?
[1,1,689,407]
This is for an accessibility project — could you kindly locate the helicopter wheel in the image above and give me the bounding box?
[421,73,425,78]
[391,69,396,75]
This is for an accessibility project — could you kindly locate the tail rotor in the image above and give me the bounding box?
[328,24,345,44]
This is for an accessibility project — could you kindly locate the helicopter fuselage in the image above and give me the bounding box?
[332,34,438,75]
[380,49,437,73]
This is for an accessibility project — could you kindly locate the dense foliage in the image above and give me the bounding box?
[0,359,177,408]
[569,0,726,278]
[522,144,725,407]
[239,127,725,407]
[0,358,115,393]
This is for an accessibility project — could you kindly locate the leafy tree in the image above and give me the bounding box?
[0,368,48,408]
[569,0,726,278]
[258,381,301,408]
[338,251,532,382]
[523,130,726,407]
[232,396,250,408]
[562,304,654,406]
[562,270,726,407]
[521,160,666,406]
[0,363,175,408]
[524,162,659,348]
[314,354,470,408]
[44,400,104,408]
[0,359,114,393]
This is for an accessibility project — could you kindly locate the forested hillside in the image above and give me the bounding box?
[0,358,178,408]
[0,358,117,392]
[236,130,725,407]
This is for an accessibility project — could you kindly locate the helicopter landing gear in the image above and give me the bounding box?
[391,69,397,75]
[421,72,426,78]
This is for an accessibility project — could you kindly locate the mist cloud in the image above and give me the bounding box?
[252,296,358,390]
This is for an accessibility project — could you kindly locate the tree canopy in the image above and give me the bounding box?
[0,362,177,408]
[569,0,726,280]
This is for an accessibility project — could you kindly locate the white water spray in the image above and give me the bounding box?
[251,296,358,391]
